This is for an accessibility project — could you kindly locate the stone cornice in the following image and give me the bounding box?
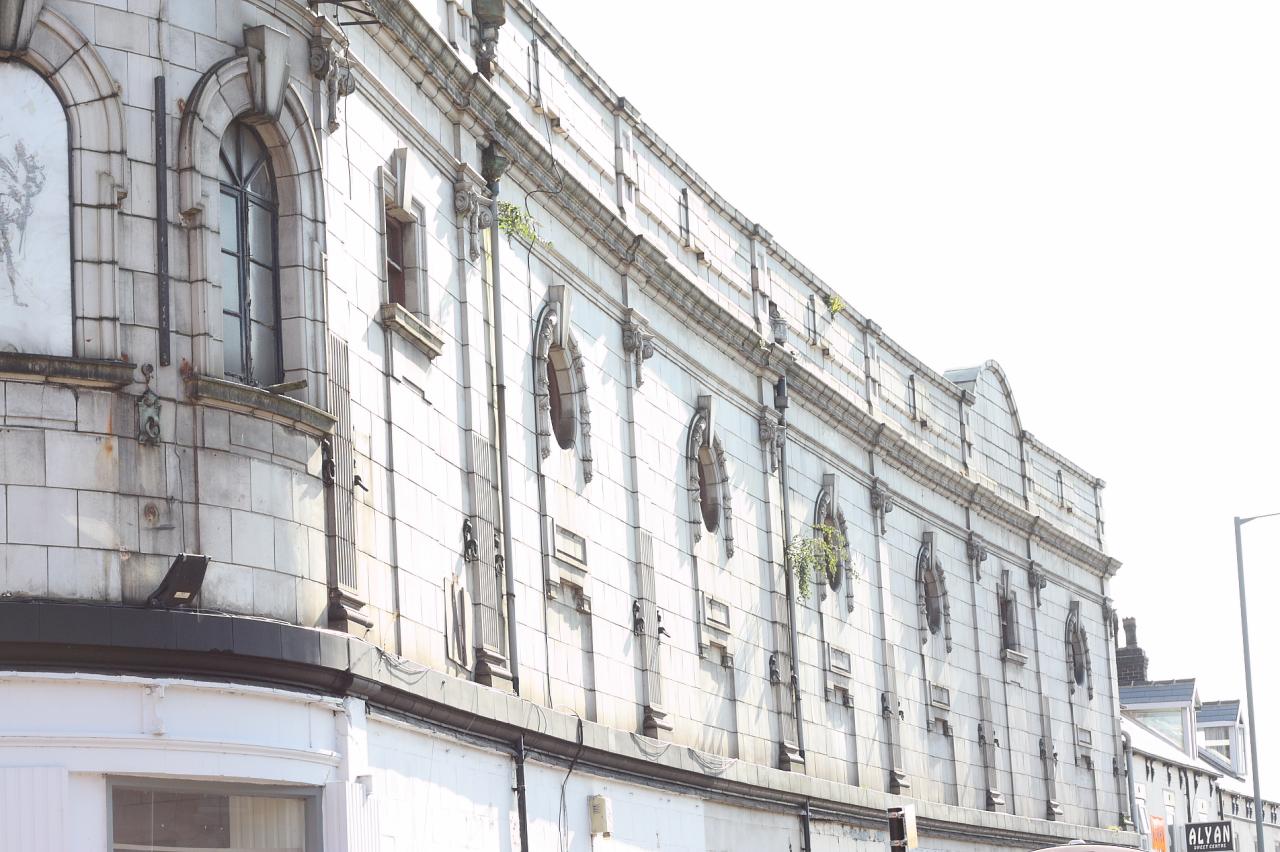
[355,0,1117,579]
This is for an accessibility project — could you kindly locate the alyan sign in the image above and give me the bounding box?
[1185,821,1233,852]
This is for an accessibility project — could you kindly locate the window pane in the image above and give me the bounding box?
[248,159,275,200]
[220,192,240,253]
[240,125,266,182]
[248,201,274,262]
[220,131,239,182]
[112,787,307,852]
[221,253,242,313]
[249,262,277,326]
[251,321,280,385]
[223,314,244,377]
[229,795,305,851]
[112,787,231,848]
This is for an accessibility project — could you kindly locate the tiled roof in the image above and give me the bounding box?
[1119,678,1196,707]
[1198,700,1241,725]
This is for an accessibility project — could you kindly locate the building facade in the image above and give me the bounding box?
[1119,619,1280,852]
[0,0,1138,849]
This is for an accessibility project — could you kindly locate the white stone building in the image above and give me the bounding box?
[0,0,1138,849]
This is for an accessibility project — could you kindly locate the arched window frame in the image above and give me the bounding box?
[177,25,327,410]
[533,285,593,482]
[686,395,734,558]
[916,530,952,653]
[1066,600,1094,699]
[217,118,281,386]
[812,474,852,611]
[0,4,129,363]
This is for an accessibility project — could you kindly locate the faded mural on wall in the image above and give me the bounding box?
[0,61,71,356]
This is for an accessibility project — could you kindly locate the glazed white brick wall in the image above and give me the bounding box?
[0,0,1128,841]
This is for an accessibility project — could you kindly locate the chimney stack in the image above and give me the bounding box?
[1116,616,1148,686]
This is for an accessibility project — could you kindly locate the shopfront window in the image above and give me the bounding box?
[111,784,314,852]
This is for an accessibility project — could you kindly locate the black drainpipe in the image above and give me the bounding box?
[482,141,529,852]
[774,376,806,762]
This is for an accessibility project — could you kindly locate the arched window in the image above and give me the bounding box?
[218,119,281,386]
[916,531,952,653]
[533,286,593,481]
[696,447,720,532]
[1066,600,1094,698]
[686,396,734,557]
[0,60,71,356]
[547,348,576,450]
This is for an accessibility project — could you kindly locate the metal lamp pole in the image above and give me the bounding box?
[1235,512,1280,852]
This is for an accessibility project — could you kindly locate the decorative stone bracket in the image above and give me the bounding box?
[1027,560,1048,608]
[870,478,894,535]
[309,28,356,133]
[454,176,493,262]
[757,407,784,475]
[621,307,655,387]
[966,532,988,581]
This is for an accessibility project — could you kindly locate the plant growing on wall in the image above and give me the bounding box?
[823,293,845,317]
[498,201,547,246]
[785,521,849,600]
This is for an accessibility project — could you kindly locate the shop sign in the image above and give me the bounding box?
[1185,821,1233,851]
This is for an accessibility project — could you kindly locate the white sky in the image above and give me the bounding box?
[531,0,1280,792]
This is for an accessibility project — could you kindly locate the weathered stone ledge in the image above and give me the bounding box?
[379,302,445,361]
[185,374,335,437]
[0,352,135,389]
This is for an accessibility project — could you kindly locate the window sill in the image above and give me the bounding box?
[1002,648,1028,667]
[185,374,336,437]
[379,303,445,361]
[0,352,135,389]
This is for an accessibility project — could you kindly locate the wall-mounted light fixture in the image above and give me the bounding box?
[146,554,210,608]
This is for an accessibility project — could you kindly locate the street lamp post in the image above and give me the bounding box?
[1234,513,1279,852]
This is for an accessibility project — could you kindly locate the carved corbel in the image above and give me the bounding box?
[309,30,356,133]
[621,308,655,387]
[757,407,784,474]
[966,532,988,580]
[870,478,894,535]
[472,0,505,78]
[454,178,492,262]
[243,25,291,121]
[768,300,787,345]
[1027,560,1047,608]
[1102,597,1119,642]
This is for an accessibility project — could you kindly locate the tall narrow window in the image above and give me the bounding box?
[678,188,691,243]
[219,119,281,386]
[385,216,406,307]
[0,62,71,356]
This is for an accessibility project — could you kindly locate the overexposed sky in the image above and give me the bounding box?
[531,0,1280,790]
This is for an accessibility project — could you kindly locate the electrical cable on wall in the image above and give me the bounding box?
[559,711,585,852]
